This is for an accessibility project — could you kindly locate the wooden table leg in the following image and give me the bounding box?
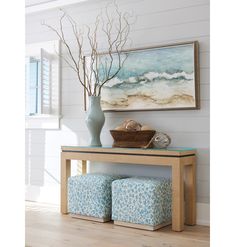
[185,156,196,225]
[172,159,184,231]
[82,160,87,174]
[61,152,71,214]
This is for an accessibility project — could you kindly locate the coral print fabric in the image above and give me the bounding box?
[112,177,172,226]
[68,173,122,218]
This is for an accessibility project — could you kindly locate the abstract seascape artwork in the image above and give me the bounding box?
[96,41,200,112]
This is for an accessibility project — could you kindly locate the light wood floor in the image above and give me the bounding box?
[25,201,210,247]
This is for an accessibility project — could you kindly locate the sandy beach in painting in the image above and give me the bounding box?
[99,43,197,111]
[102,94,195,110]
[101,70,196,110]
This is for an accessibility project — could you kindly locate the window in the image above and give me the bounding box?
[25,57,41,115]
[25,40,61,129]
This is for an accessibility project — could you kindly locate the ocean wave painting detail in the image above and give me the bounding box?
[99,42,199,111]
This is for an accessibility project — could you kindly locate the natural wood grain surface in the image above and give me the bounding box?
[26,201,209,247]
[185,156,197,225]
[62,151,181,167]
[60,153,71,214]
[172,159,184,231]
[61,146,196,156]
[60,147,196,232]
[82,160,87,174]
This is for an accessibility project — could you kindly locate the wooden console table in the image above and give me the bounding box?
[61,146,196,232]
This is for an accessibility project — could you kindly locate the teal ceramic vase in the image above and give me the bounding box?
[85,96,105,147]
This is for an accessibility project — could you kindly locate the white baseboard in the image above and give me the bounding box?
[196,203,210,226]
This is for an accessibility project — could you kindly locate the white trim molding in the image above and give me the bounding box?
[25,115,62,129]
[26,0,90,14]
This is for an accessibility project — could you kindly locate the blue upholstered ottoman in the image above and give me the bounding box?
[112,177,172,230]
[68,173,122,222]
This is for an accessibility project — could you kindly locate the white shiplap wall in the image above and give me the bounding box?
[25,0,210,221]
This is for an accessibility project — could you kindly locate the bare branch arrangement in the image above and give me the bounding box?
[42,2,132,96]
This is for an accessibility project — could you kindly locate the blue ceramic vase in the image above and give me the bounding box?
[85,96,105,147]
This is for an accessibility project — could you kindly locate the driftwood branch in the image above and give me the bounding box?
[42,3,132,96]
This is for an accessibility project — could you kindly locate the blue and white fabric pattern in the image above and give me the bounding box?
[68,173,122,219]
[112,177,172,226]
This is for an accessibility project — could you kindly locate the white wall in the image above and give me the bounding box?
[25,0,210,223]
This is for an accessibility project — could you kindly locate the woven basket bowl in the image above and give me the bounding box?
[110,130,156,148]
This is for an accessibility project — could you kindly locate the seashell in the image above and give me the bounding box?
[153,132,171,149]
[122,119,132,127]
[141,125,154,131]
[125,120,142,131]
[115,125,126,131]
[117,120,129,130]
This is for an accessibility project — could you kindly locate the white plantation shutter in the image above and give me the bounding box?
[26,41,61,129]
[40,48,52,114]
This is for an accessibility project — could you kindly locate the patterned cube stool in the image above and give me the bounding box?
[112,177,172,230]
[68,173,122,222]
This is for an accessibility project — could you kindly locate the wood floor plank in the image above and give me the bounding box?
[26,201,210,247]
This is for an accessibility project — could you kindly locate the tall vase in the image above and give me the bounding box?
[85,96,105,147]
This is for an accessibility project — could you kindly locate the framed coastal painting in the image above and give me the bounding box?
[85,41,200,111]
